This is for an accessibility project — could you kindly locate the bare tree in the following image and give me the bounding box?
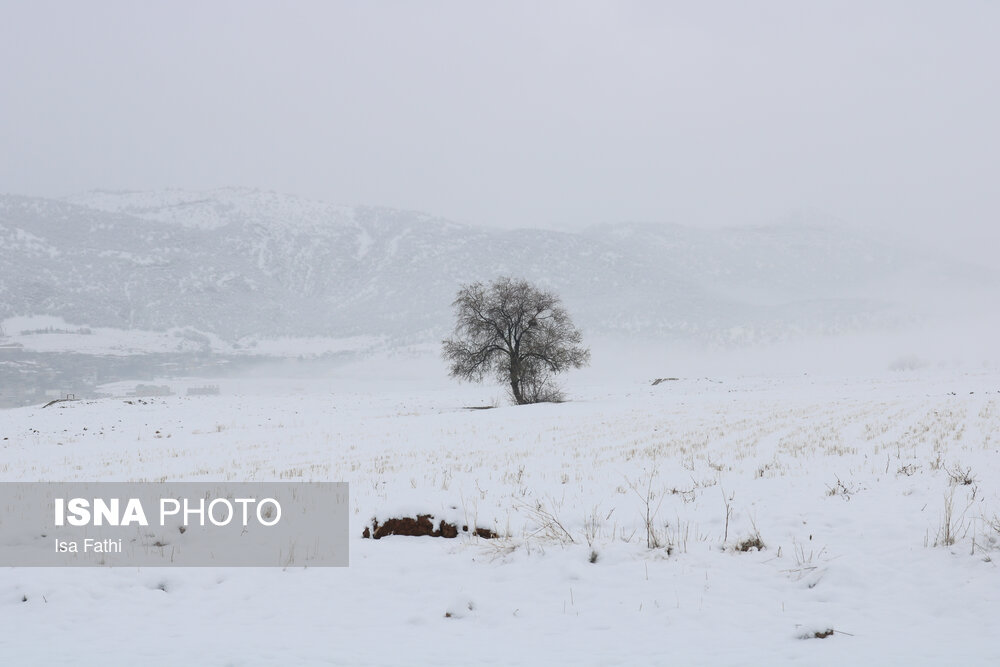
[442,277,590,405]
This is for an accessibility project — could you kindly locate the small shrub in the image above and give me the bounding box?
[946,464,975,486]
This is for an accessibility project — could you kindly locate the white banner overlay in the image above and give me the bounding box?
[0,482,349,566]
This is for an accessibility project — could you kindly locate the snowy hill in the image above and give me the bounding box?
[0,188,989,346]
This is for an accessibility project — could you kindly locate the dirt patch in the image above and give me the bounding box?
[469,526,497,539]
[801,628,835,639]
[363,515,497,540]
[736,535,765,552]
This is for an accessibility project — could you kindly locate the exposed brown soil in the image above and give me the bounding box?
[364,515,497,540]
[736,535,765,552]
[811,629,834,639]
[468,526,498,539]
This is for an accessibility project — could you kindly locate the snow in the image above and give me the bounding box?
[2,367,999,665]
[356,229,374,259]
[0,227,61,258]
[235,334,385,357]
[63,187,358,233]
[0,316,382,358]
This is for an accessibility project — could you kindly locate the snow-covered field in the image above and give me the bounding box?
[2,369,999,665]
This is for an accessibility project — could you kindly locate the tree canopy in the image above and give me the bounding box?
[442,277,590,405]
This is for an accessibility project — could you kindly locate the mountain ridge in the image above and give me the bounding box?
[1,189,988,346]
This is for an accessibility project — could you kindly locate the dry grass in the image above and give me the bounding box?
[934,490,975,548]
[518,498,575,545]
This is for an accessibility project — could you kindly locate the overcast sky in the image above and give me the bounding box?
[1,1,997,261]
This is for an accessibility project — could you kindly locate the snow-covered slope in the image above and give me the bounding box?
[0,189,988,345]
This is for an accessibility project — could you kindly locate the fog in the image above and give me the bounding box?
[1,2,998,407]
[2,1,998,266]
[5,7,1000,663]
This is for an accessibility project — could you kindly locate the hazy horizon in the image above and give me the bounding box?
[4,184,996,277]
[2,1,998,265]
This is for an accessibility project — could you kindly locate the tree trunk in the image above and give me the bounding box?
[509,364,525,405]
